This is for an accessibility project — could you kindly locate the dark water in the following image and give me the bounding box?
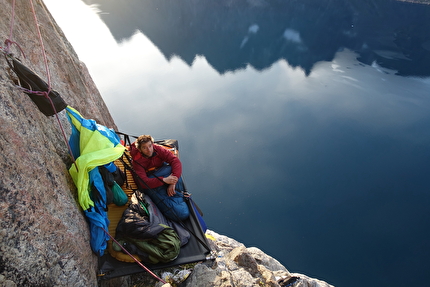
[66,0,430,286]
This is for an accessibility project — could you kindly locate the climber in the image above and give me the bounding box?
[130,134,190,221]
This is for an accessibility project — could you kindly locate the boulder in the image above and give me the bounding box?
[175,230,334,287]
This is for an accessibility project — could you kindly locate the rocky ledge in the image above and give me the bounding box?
[103,230,333,287]
[179,230,334,287]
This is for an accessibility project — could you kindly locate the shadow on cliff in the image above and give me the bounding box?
[82,0,430,76]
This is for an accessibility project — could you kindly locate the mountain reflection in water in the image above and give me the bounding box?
[53,0,430,286]
[83,0,430,77]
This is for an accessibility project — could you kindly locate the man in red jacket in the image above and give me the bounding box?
[130,135,189,221]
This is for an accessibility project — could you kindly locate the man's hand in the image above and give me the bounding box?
[167,184,176,197]
[163,174,178,185]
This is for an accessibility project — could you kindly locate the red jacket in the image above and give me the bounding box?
[130,142,182,189]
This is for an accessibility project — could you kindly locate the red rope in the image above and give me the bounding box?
[2,0,79,171]
[8,0,16,44]
[29,0,51,89]
[26,0,78,171]
[5,0,16,54]
[101,228,167,284]
[3,0,25,58]
[5,5,166,284]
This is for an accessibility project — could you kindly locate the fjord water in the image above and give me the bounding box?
[46,0,430,286]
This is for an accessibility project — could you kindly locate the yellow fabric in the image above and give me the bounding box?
[67,107,125,210]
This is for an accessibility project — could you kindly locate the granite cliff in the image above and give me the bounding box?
[0,1,332,286]
[1,0,114,285]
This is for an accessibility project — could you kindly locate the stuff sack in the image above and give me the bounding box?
[98,164,128,206]
[113,225,180,264]
[113,191,184,264]
[112,182,128,206]
[8,58,67,116]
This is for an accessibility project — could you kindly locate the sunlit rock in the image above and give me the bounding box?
[177,230,333,287]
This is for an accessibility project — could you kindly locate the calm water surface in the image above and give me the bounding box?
[46,1,430,286]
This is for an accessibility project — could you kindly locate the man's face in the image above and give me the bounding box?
[140,141,154,157]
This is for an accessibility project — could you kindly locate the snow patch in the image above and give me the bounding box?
[283,28,302,43]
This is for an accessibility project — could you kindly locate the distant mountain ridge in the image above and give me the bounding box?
[84,0,430,76]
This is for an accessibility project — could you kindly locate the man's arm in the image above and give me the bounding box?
[156,145,182,196]
[132,161,165,189]
[157,145,182,178]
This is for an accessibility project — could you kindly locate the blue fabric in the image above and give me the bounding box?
[66,106,125,210]
[67,107,122,162]
[145,187,189,221]
[84,143,112,256]
[89,168,107,204]
[86,166,109,256]
[66,106,125,256]
[104,162,117,173]
[68,114,81,160]
[66,107,122,146]
[191,199,207,233]
[85,206,109,256]
[146,164,190,221]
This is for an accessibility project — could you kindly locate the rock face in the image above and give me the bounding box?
[0,0,115,286]
[1,1,333,287]
[174,230,333,287]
